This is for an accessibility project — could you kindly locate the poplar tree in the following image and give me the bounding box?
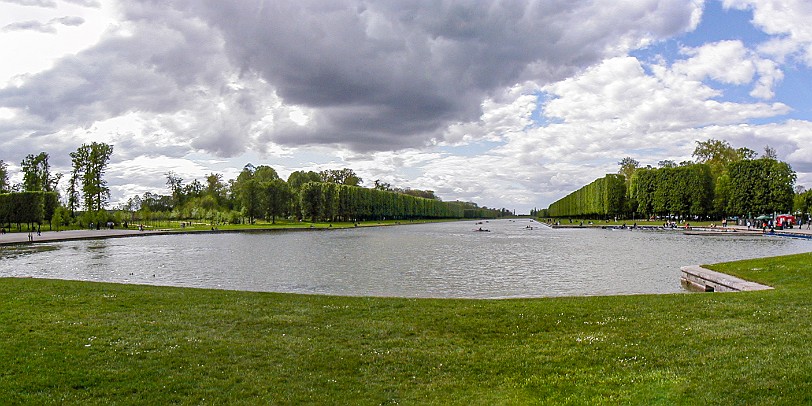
[0,160,8,193]
[70,142,114,212]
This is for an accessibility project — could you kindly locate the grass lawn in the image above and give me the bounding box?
[2,252,812,404]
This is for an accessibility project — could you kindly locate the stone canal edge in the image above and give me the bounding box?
[681,265,773,292]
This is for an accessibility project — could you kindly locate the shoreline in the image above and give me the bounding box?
[0,219,454,247]
[545,221,812,238]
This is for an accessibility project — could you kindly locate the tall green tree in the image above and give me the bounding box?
[0,160,8,193]
[727,158,795,215]
[319,168,363,186]
[70,142,114,212]
[287,170,320,220]
[165,171,185,208]
[205,173,227,207]
[692,139,739,179]
[20,152,60,192]
[287,171,320,191]
[617,157,639,181]
[254,165,280,183]
[233,165,261,224]
[300,182,323,222]
[263,178,290,224]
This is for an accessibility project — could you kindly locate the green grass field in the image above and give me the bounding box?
[2,252,812,404]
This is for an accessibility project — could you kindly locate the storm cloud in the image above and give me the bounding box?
[0,0,701,155]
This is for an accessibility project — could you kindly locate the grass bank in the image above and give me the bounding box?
[3,252,812,404]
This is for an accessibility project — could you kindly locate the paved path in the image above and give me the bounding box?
[725,224,812,237]
[0,229,164,246]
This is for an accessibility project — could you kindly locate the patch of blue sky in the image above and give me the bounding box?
[773,67,812,121]
[683,0,770,47]
[631,1,768,67]
[528,91,562,127]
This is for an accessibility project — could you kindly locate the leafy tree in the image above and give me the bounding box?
[693,139,737,166]
[263,178,290,224]
[287,171,321,191]
[727,158,795,215]
[205,173,227,208]
[287,170,320,220]
[184,179,204,200]
[736,147,757,160]
[796,190,812,217]
[20,152,60,192]
[319,168,362,186]
[300,182,323,222]
[254,165,280,183]
[67,149,85,215]
[166,171,184,208]
[713,173,731,215]
[617,157,639,182]
[70,142,114,212]
[373,179,392,191]
[233,165,261,224]
[0,160,8,193]
[692,138,739,178]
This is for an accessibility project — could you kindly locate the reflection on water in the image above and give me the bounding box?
[1,220,810,298]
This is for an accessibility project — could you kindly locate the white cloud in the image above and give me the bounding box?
[672,40,783,99]
[542,54,788,131]
[723,0,812,66]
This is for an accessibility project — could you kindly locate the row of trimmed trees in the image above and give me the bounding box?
[544,139,803,220]
[145,164,505,225]
[297,182,491,222]
[546,175,626,218]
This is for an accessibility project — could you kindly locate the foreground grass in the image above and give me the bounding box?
[2,253,812,404]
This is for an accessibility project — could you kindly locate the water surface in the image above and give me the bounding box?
[1,220,810,298]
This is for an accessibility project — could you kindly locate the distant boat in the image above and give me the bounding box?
[474,228,490,232]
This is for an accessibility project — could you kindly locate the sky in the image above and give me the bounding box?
[1,0,812,214]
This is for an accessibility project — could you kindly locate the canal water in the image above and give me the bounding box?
[1,219,810,298]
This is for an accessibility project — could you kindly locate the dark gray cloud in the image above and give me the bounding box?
[0,0,700,156]
[0,12,228,123]
[126,0,701,151]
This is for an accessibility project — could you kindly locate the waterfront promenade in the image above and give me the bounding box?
[0,228,162,246]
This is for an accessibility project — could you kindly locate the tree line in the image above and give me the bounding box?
[1,145,510,231]
[0,142,111,230]
[132,163,507,226]
[543,139,811,220]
